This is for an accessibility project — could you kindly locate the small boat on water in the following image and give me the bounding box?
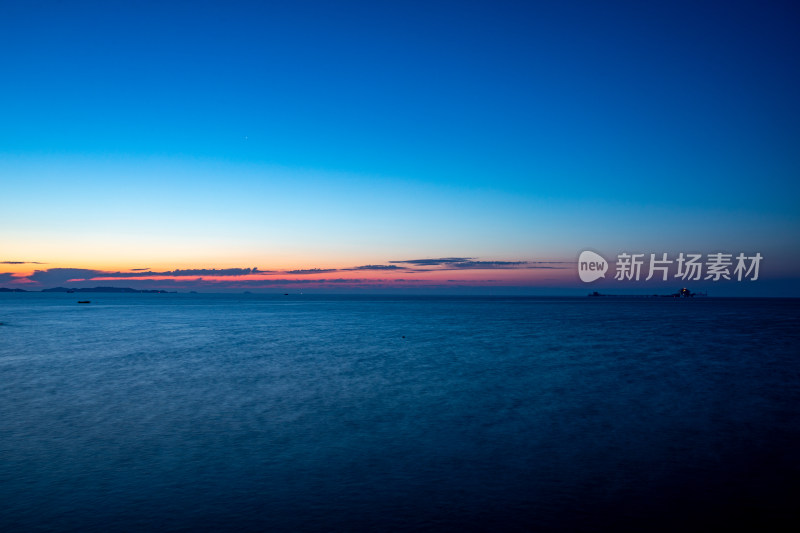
[77,300,91,304]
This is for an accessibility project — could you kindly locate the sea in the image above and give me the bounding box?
[1,293,798,532]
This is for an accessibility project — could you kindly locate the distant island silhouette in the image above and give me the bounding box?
[0,287,174,293]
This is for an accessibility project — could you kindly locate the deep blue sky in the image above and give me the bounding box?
[1,1,798,293]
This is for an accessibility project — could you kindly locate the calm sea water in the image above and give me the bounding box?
[1,293,798,532]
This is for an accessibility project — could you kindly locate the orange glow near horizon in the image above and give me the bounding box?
[1,254,578,290]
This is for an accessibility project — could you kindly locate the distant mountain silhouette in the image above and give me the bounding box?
[40,287,173,293]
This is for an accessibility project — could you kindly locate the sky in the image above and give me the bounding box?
[1,0,798,295]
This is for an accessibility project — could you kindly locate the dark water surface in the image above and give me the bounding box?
[1,294,798,531]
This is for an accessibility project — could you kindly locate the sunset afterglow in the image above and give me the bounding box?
[1,2,798,295]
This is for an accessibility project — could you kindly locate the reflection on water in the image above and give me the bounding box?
[1,294,799,531]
